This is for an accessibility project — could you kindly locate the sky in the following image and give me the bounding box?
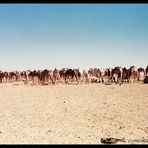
[0,4,148,71]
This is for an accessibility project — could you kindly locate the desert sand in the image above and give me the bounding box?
[0,82,147,144]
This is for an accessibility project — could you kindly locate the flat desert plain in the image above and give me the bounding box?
[0,82,147,144]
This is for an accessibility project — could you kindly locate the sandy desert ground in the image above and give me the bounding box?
[0,82,147,144]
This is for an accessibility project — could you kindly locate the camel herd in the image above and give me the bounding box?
[0,66,148,85]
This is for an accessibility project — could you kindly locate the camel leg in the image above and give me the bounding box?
[59,78,63,84]
[49,74,55,85]
[65,76,67,84]
[75,75,79,84]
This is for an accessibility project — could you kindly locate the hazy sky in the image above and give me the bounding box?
[0,4,148,71]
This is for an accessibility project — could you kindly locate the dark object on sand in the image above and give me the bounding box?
[144,76,148,83]
[101,138,126,144]
[104,82,112,85]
